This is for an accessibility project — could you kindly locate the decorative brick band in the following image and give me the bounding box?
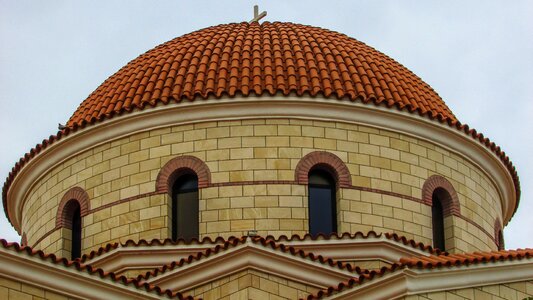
[295,151,351,188]
[156,155,211,192]
[422,175,461,217]
[56,187,90,229]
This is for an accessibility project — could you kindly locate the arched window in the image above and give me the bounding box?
[308,169,337,236]
[56,187,89,260]
[422,175,460,252]
[63,200,82,260]
[172,173,199,241]
[431,189,446,250]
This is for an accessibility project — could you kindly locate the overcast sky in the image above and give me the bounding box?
[1,1,532,249]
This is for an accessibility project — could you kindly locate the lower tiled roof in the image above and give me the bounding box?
[0,239,192,299]
[307,248,533,299]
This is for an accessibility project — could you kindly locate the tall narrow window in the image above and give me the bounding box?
[61,199,82,260]
[308,169,337,236]
[172,173,199,241]
[70,202,82,260]
[432,189,446,250]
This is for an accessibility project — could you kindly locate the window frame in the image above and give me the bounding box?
[308,168,338,237]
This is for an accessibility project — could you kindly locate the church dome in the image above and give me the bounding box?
[68,21,457,128]
[3,21,519,260]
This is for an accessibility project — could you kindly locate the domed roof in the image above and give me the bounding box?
[2,21,521,229]
[67,21,456,127]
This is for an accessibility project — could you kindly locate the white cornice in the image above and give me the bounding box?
[88,245,218,275]
[0,247,165,299]
[83,236,430,275]
[7,96,516,231]
[330,259,533,299]
[277,236,431,263]
[145,240,356,292]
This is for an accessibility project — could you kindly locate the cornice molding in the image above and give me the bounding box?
[0,246,164,299]
[7,96,515,232]
[145,240,356,292]
[82,236,431,275]
[330,259,533,299]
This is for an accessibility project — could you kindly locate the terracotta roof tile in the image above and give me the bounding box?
[399,248,533,268]
[80,236,228,263]
[79,232,440,264]
[263,231,443,255]
[1,22,521,228]
[67,22,455,127]
[137,236,359,282]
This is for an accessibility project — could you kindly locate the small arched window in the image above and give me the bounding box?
[56,187,89,260]
[308,169,337,236]
[423,176,460,252]
[63,200,82,260]
[431,189,446,250]
[172,173,199,241]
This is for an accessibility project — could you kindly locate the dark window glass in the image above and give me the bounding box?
[172,174,199,241]
[498,230,505,250]
[431,192,445,250]
[308,169,337,236]
[70,201,82,260]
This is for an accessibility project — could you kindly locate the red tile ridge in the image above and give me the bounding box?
[400,248,533,269]
[80,236,230,263]
[262,231,443,255]
[80,232,440,264]
[136,235,360,282]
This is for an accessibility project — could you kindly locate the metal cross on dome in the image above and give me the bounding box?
[249,5,267,23]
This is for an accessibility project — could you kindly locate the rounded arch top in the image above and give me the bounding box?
[56,187,90,228]
[156,155,211,192]
[295,151,351,188]
[422,175,461,217]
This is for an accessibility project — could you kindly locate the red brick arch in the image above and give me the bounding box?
[156,155,211,192]
[56,187,90,228]
[295,151,351,188]
[422,175,461,217]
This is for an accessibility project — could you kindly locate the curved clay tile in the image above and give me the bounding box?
[67,22,456,127]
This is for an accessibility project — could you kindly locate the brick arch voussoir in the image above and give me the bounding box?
[56,187,90,229]
[295,151,351,188]
[422,175,461,217]
[156,155,211,192]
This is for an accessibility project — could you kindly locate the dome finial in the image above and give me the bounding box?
[249,5,267,23]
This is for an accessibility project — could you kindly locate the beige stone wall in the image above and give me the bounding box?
[21,118,503,256]
[403,280,533,300]
[0,276,75,300]
[183,269,317,300]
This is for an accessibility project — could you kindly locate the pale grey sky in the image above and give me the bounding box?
[1,1,532,249]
